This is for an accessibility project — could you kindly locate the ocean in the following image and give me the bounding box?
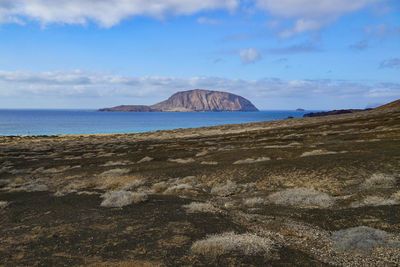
[0,109,316,136]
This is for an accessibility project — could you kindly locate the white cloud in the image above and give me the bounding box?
[279,18,324,38]
[0,0,238,27]
[239,48,262,64]
[256,0,383,37]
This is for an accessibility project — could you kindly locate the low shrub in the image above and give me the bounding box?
[361,173,396,189]
[164,183,194,194]
[100,191,148,208]
[99,168,130,177]
[191,232,275,257]
[243,197,264,207]
[332,226,389,253]
[201,161,218,165]
[11,180,48,192]
[183,202,220,214]
[101,160,131,167]
[300,150,338,157]
[0,201,8,209]
[168,158,195,164]
[211,180,239,197]
[350,196,398,208]
[152,181,168,193]
[392,191,400,201]
[195,151,208,157]
[268,188,334,208]
[137,156,153,163]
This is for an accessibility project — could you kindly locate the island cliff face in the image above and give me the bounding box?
[99,89,259,112]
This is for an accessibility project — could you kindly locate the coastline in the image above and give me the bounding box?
[0,107,389,139]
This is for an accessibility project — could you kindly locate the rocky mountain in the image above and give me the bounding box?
[99,89,259,112]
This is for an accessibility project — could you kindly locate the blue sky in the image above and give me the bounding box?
[0,0,399,109]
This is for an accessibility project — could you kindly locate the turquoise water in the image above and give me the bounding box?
[0,110,316,136]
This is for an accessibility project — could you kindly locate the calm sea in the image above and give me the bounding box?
[0,110,316,136]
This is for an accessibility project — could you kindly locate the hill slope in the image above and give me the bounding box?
[99,89,258,112]
[375,99,400,110]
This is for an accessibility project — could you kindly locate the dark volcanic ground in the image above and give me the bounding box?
[1,106,400,266]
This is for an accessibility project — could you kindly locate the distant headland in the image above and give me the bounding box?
[99,89,259,112]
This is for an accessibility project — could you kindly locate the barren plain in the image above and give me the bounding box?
[1,104,400,266]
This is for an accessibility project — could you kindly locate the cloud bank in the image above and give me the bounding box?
[0,70,398,109]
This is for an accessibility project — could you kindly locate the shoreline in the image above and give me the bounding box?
[0,107,390,139]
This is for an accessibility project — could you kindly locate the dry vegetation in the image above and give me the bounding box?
[0,200,8,209]
[100,191,148,208]
[361,173,397,189]
[332,226,391,253]
[182,202,221,214]
[267,188,335,208]
[233,157,270,164]
[191,232,276,257]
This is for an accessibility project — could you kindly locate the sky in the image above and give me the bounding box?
[0,0,399,110]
